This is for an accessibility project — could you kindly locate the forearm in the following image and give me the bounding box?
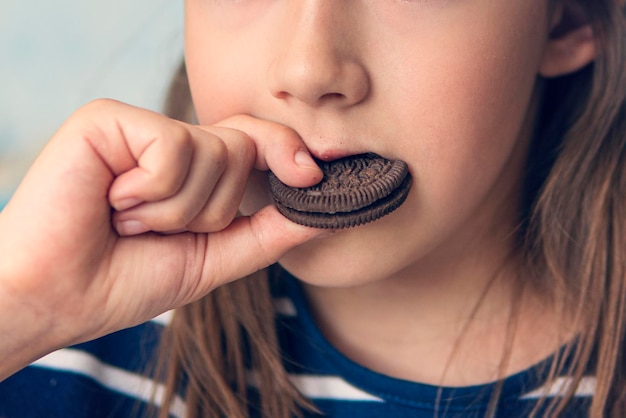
[0,283,64,381]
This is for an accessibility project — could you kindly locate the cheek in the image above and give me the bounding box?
[186,53,257,125]
[184,9,264,125]
[387,11,547,194]
[372,11,549,257]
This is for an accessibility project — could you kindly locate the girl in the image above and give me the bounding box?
[0,0,624,417]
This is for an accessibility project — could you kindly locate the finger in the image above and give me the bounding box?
[97,206,328,334]
[115,127,256,234]
[112,128,231,234]
[186,128,256,232]
[187,205,329,299]
[100,103,226,211]
[214,115,323,188]
[106,125,195,211]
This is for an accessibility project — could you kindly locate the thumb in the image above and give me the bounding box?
[98,205,324,334]
[190,206,327,298]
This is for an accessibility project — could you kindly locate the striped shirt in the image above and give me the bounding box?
[0,271,593,417]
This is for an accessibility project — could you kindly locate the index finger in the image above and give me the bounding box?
[212,115,323,188]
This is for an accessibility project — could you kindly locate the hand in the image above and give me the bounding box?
[0,99,324,379]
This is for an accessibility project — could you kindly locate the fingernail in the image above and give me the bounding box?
[294,150,319,170]
[114,197,143,211]
[117,220,149,236]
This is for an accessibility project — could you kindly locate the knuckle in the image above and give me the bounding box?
[166,124,194,151]
[229,130,256,165]
[272,125,299,146]
[84,98,121,111]
[149,128,194,197]
[201,205,238,232]
[155,209,194,231]
[73,98,121,121]
[205,136,229,171]
[149,175,180,198]
[83,99,136,120]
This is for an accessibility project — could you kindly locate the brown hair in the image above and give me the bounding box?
[154,1,625,416]
[523,0,626,415]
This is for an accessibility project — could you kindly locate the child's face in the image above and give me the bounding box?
[184,0,551,286]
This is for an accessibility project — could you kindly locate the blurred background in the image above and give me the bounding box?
[0,0,185,208]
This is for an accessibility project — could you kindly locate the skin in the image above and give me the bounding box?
[184,0,562,385]
[186,0,546,285]
[0,0,596,387]
[0,102,326,380]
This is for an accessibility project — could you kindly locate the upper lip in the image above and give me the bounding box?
[288,125,392,161]
[300,136,372,162]
[308,148,359,162]
[306,143,401,163]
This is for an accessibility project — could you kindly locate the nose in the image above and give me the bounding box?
[267,2,370,109]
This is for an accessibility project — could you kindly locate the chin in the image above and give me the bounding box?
[277,231,395,289]
[278,260,379,289]
[276,195,423,288]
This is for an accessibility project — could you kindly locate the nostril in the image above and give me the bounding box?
[272,89,347,107]
[320,92,346,103]
[273,90,290,101]
[268,52,370,108]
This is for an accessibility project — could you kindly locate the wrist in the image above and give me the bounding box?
[0,281,68,381]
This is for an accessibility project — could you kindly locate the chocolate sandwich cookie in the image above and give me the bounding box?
[268,153,412,229]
